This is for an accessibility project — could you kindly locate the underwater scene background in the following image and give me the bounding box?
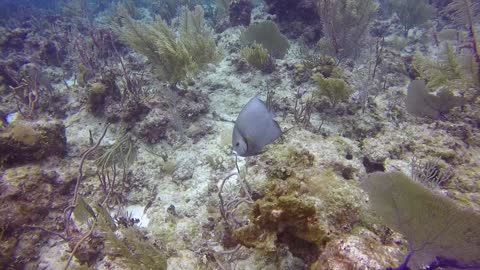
[0,0,480,269]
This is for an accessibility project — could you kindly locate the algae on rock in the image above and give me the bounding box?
[0,120,66,166]
[233,193,329,265]
[232,147,331,266]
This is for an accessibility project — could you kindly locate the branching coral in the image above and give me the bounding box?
[178,5,223,71]
[5,64,45,119]
[116,5,221,86]
[314,0,378,59]
[95,205,168,269]
[311,73,352,108]
[240,43,272,71]
[96,133,136,205]
[61,0,109,22]
[412,43,478,93]
[63,125,159,269]
[116,8,191,85]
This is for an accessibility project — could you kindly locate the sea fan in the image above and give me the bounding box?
[362,171,480,269]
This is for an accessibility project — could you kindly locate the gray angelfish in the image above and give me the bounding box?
[232,96,283,156]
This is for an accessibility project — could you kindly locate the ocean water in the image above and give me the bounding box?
[0,0,479,269]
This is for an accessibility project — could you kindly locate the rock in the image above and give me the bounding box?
[0,120,66,166]
[134,89,208,144]
[135,108,171,144]
[87,76,121,117]
[176,89,209,120]
[0,165,57,228]
[172,157,196,182]
[229,0,253,26]
[119,99,150,127]
[311,229,402,270]
[0,165,67,269]
[40,40,66,66]
[186,120,213,144]
[362,156,386,173]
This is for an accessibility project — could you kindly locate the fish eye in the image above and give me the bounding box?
[235,142,240,146]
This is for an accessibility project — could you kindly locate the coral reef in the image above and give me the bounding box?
[134,89,209,143]
[383,0,432,35]
[412,44,479,95]
[0,0,479,269]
